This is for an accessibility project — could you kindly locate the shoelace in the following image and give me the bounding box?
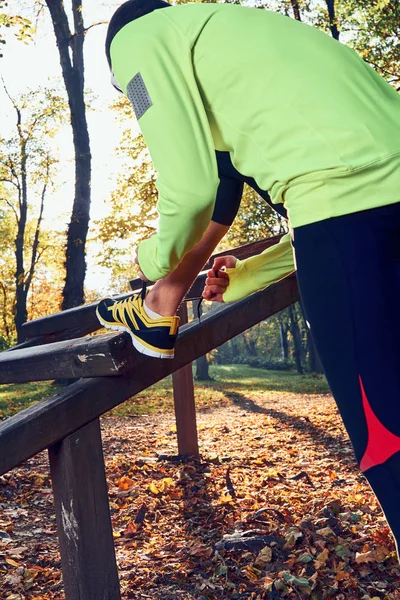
[197,268,219,323]
[197,298,203,323]
[140,280,148,303]
[110,283,147,320]
[110,297,134,321]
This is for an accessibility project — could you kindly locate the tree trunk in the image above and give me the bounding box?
[45,0,91,310]
[325,0,340,40]
[307,333,324,374]
[278,313,289,360]
[288,304,303,375]
[290,0,301,21]
[243,330,258,356]
[298,301,324,374]
[195,354,212,381]
[15,225,27,343]
[14,136,28,343]
[0,281,11,341]
[14,286,27,343]
[230,336,240,362]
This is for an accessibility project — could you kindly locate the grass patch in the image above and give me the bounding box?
[112,365,330,417]
[0,365,330,421]
[0,381,61,420]
[208,364,329,394]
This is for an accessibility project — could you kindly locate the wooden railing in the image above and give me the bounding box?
[0,234,299,600]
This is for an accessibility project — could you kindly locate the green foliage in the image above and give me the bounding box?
[0,208,66,339]
[226,354,295,370]
[97,132,158,288]
[338,0,400,87]
[224,185,287,248]
[0,85,67,338]
[245,0,400,89]
[0,0,34,57]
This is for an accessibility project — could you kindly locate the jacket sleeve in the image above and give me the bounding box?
[223,232,296,303]
[211,171,244,226]
[110,17,218,282]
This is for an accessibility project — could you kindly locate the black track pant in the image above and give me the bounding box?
[293,202,400,553]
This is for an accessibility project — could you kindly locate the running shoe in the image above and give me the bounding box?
[96,285,180,359]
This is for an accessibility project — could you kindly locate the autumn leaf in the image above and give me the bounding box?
[116,476,135,490]
[355,545,391,563]
[335,543,351,558]
[186,541,213,558]
[298,553,313,563]
[5,558,21,567]
[242,564,262,582]
[254,545,272,567]
[148,481,160,495]
[335,569,351,581]
[148,477,174,495]
[314,547,329,568]
[281,571,311,588]
[216,492,235,505]
[3,368,400,598]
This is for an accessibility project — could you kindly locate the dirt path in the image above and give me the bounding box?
[1,390,399,599]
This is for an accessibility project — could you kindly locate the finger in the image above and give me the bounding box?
[206,273,229,284]
[202,290,224,303]
[206,268,229,280]
[213,256,230,271]
[206,278,229,289]
[205,284,227,294]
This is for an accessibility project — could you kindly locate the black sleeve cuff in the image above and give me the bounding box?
[211,174,244,226]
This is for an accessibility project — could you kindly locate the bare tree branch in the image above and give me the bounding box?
[84,21,107,35]
[364,60,399,80]
[0,177,19,191]
[0,195,19,223]
[1,77,20,121]
[25,156,49,293]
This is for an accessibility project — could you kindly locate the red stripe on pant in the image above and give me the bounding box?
[359,375,400,472]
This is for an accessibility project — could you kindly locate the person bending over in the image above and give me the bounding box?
[97,0,400,559]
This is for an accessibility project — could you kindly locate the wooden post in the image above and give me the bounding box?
[48,419,121,600]
[172,303,199,457]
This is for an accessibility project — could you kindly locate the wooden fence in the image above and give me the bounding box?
[0,234,299,599]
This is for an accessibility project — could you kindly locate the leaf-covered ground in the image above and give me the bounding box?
[1,370,400,599]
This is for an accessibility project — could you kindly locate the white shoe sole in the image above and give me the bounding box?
[96,308,175,360]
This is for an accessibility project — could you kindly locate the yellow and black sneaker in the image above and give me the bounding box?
[96,284,180,359]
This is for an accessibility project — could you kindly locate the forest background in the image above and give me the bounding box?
[1,0,399,377]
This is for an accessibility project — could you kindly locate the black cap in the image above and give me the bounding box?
[105,0,171,69]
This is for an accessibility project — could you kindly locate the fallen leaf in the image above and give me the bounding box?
[117,476,135,490]
[6,558,21,567]
[254,546,272,567]
[355,546,391,563]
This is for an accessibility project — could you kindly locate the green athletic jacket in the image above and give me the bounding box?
[110,3,400,300]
